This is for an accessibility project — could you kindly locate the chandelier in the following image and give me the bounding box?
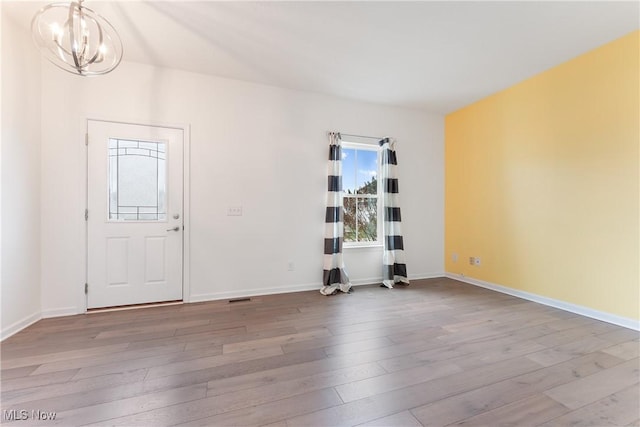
[31,0,123,76]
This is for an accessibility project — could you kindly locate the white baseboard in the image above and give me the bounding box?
[190,273,445,303]
[410,272,445,281]
[190,281,375,302]
[42,307,79,318]
[349,277,380,286]
[347,272,444,286]
[190,283,322,303]
[1,311,41,341]
[446,272,640,331]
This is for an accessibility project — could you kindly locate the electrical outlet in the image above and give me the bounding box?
[469,257,475,265]
[452,253,458,263]
[288,261,295,271]
[474,257,481,266]
[227,206,243,216]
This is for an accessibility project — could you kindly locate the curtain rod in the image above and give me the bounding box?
[335,132,384,141]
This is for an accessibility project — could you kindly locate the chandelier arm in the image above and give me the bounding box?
[53,38,73,57]
[86,16,105,65]
[68,2,81,71]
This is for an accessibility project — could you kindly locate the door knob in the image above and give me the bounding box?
[167,226,180,232]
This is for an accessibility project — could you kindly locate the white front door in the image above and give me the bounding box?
[87,120,184,309]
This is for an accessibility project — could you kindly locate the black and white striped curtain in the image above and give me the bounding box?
[321,132,352,296]
[380,138,409,288]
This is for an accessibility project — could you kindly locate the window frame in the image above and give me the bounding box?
[341,141,383,248]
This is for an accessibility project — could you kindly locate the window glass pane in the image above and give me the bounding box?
[108,138,167,221]
[343,197,356,242]
[356,197,377,242]
[356,150,377,195]
[341,144,380,244]
[342,148,356,194]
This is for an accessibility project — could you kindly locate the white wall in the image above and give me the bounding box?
[39,60,444,315]
[1,10,42,339]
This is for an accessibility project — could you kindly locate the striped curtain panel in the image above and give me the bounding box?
[380,137,409,288]
[321,132,352,296]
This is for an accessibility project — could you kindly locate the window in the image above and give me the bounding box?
[108,138,167,221]
[342,142,380,245]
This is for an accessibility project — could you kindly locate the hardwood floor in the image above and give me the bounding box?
[1,278,638,426]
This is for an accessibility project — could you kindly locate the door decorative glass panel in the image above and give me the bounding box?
[108,138,167,221]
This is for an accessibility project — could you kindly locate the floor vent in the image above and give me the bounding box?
[228,297,252,303]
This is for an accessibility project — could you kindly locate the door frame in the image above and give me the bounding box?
[83,118,191,312]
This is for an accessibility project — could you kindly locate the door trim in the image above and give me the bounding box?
[83,118,191,312]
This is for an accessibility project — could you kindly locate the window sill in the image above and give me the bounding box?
[344,243,383,250]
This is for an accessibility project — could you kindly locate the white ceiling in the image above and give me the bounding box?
[4,1,639,113]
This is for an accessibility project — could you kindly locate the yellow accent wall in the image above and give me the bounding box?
[445,31,639,321]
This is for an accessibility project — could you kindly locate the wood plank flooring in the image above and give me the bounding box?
[1,278,638,426]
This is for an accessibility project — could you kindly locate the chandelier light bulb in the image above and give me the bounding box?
[31,0,123,76]
[50,22,63,37]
